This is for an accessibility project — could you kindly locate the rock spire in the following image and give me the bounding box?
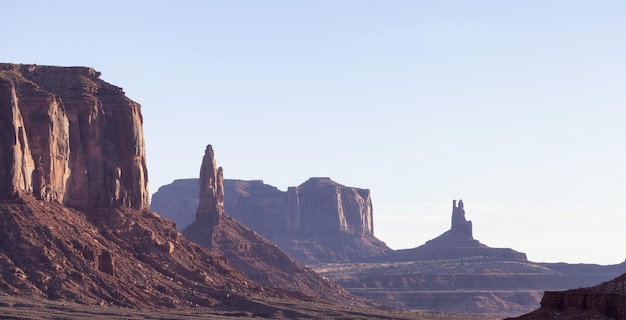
[195,145,224,223]
[451,199,473,239]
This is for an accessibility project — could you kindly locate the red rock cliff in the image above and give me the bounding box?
[0,64,149,209]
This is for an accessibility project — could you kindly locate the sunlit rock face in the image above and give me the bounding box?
[0,63,149,209]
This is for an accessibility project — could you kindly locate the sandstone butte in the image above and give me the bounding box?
[152,177,392,263]
[0,63,363,313]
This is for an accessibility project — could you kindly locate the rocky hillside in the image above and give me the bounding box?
[153,177,391,263]
[181,145,361,304]
[509,272,626,319]
[0,64,358,314]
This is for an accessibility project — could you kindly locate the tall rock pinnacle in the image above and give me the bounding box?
[451,199,473,239]
[195,145,224,223]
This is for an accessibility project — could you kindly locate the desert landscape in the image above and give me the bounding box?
[0,63,512,319]
[1,3,625,319]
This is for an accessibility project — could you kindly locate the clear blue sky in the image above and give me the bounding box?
[3,1,625,264]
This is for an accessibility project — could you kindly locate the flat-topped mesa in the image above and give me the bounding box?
[451,199,473,239]
[286,177,374,235]
[0,63,149,209]
[195,145,224,224]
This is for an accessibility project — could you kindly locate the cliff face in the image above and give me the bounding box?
[0,64,148,209]
[285,177,373,235]
[223,177,374,236]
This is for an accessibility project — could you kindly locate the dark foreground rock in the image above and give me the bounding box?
[508,272,626,319]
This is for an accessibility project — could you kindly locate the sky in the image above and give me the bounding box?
[2,1,625,265]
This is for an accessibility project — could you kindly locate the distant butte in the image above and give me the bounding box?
[152,177,392,263]
[389,199,528,261]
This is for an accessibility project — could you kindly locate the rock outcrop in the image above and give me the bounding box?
[153,177,391,263]
[284,177,374,235]
[0,63,148,209]
[195,145,224,225]
[182,145,360,303]
[510,272,626,319]
[0,64,364,314]
[390,199,527,261]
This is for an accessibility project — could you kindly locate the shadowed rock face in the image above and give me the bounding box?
[0,63,149,209]
[450,199,472,239]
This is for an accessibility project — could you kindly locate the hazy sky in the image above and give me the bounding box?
[3,1,625,264]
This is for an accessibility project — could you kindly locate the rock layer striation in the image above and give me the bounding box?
[510,272,626,319]
[0,63,148,209]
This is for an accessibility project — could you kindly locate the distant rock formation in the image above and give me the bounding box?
[510,272,626,319]
[149,179,198,229]
[182,145,360,303]
[451,199,472,239]
[0,63,148,209]
[153,177,391,263]
[391,199,527,261]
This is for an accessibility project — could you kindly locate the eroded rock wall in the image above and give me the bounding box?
[287,178,373,235]
[0,64,149,209]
